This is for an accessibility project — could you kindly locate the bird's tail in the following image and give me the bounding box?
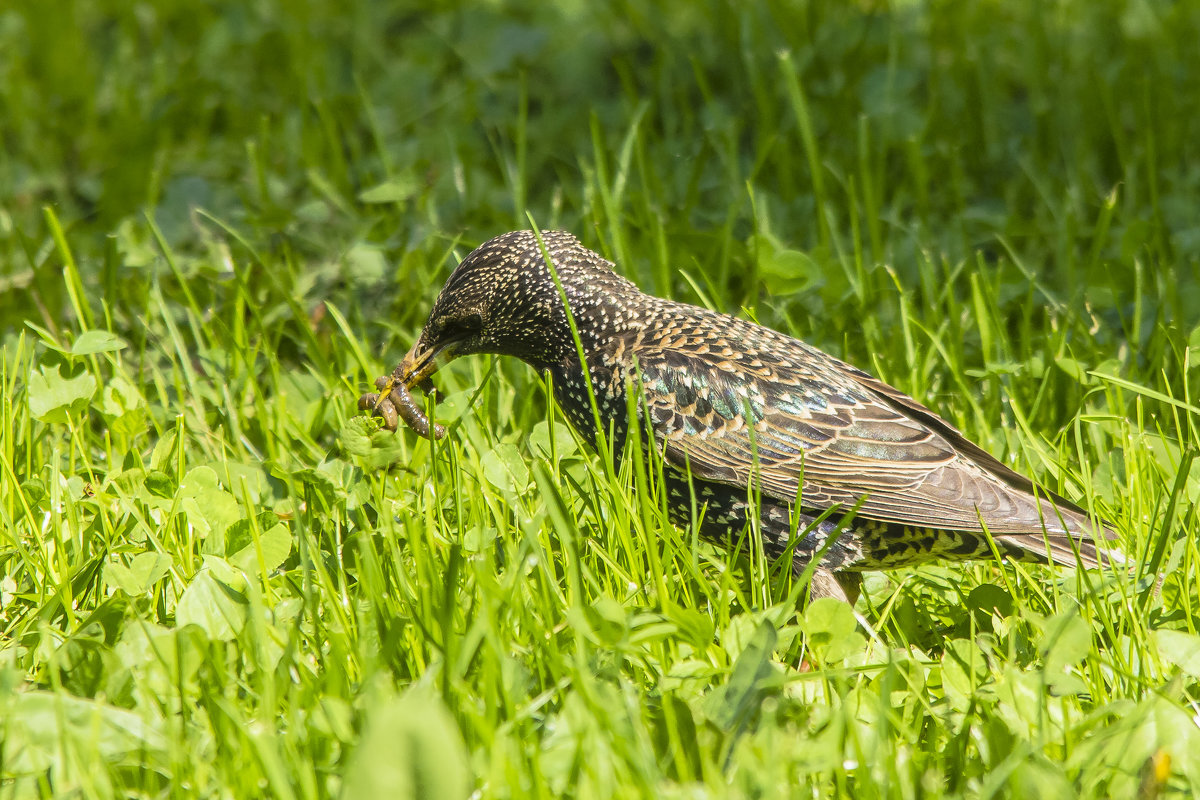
[999,499,1122,570]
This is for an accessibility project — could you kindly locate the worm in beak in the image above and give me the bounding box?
[357,340,447,439]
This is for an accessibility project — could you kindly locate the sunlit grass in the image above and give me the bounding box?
[2,0,1200,797]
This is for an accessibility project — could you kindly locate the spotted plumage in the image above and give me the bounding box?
[360,230,1116,602]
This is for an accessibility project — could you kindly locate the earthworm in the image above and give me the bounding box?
[357,391,398,430]
[369,375,446,439]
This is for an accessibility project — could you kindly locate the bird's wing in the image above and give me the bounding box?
[631,335,1099,540]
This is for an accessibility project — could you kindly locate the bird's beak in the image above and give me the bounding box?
[372,338,454,412]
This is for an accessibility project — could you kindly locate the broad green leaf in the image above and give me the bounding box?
[70,329,127,355]
[175,564,248,641]
[230,523,292,575]
[941,638,990,708]
[105,552,173,595]
[992,666,1059,738]
[801,598,863,663]
[27,363,96,424]
[584,594,628,646]
[180,466,241,540]
[1156,629,1200,678]
[481,442,530,494]
[529,420,579,459]
[144,470,176,499]
[99,374,146,437]
[309,696,355,741]
[671,607,716,651]
[967,583,1014,617]
[340,415,406,471]
[225,512,282,557]
[0,692,165,774]
[340,691,471,800]
[19,478,48,511]
[750,233,824,295]
[720,611,764,661]
[113,623,207,702]
[178,464,220,492]
[432,389,471,425]
[292,465,341,506]
[1040,611,1092,673]
[314,458,359,492]
[707,619,778,732]
[1039,611,1092,694]
[209,460,271,505]
[341,414,377,457]
[149,429,178,472]
[461,524,496,553]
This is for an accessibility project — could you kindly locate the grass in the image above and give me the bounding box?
[2,0,1200,796]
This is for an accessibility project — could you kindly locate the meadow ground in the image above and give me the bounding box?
[2,1,1199,797]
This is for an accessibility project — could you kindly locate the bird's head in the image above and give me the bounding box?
[381,229,636,407]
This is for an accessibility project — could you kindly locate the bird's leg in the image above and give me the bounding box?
[798,569,862,672]
[807,568,862,605]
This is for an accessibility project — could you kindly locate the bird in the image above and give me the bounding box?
[358,230,1116,603]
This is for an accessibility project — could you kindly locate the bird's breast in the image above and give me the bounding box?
[547,357,631,452]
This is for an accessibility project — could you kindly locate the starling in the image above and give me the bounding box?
[359,230,1115,602]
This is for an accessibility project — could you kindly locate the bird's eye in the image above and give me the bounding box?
[437,312,484,340]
